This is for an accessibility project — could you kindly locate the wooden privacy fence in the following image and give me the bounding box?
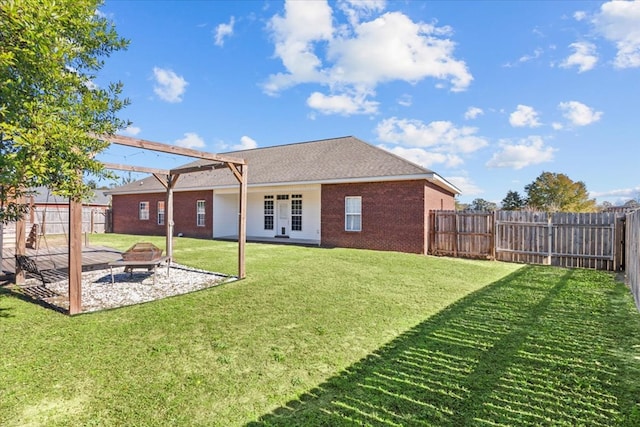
[29,206,108,235]
[0,207,108,250]
[625,209,640,312]
[429,210,625,271]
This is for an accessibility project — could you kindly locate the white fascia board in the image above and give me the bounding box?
[109,173,461,195]
[427,174,462,195]
[210,174,440,191]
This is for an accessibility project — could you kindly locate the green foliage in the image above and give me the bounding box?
[501,189,525,210]
[0,0,129,222]
[470,197,497,211]
[454,197,468,211]
[525,171,597,212]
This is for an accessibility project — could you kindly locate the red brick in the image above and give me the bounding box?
[112,190,213,238]
[321,180,455,254]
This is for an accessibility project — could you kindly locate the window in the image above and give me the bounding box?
[139,202,149,220]
[196,200,206,227]
[157,201,165,225]
[264,195,274,230]
[345,196,361,231]
[291,194,302,231]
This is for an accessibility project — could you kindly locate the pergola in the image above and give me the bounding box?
[14,134,248,315]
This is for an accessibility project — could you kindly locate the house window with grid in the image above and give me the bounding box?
[264,195,274,230]
[291,194,302,231]
[196,200,206,227]
[157,201,165,225]
[345,196,361,232]
[139,201,149,220]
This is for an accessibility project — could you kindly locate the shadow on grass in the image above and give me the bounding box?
[250,265,640,426]
[0,278,16,318]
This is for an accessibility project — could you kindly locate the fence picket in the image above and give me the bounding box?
[626,209,640,312]
[429,210,625,271]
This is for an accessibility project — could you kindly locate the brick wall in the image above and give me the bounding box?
[321,180,454,254]
[112,190,213,238]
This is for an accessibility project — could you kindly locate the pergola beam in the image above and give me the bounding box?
[102,162,170,175]
[100,134,246,165]
[62,134,248,314]
[170,162,226,175]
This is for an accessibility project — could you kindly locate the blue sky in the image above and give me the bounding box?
[95,0,640,205]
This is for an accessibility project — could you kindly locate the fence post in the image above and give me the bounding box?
[491,211,496,260]
[546,217,553,265]
[454,211,459,258]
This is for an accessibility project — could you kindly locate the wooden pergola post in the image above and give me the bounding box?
[68,198,83,315]
[151,173,180,261]
[101,134,247,279]
[165,174,179,261]
[15,195,26,285]
[238,164,247,279]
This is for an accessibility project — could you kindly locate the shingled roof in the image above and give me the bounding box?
[106,136,460,195]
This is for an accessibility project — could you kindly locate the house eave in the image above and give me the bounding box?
[107,173,460,196]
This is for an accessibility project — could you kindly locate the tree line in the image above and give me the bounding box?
[457,171,639,213]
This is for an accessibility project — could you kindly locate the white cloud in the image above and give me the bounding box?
[464,106,484,120]
[327,12,472,91]
[306,91,379,115]
[84,80,99,91]
[397,94,412,107]
[518,47,543,63]
[590,186,640,199]
[214,16,235,47]
[486,136,556,169]
[379,145,463,168]
[445,176,483,196]
[122,125,141,136]
[264,0,333,94]
[503,48,543,67]
[551,122,564,130]
[560,41,598,72]
[264,1,472,115]
[338,0,386,27]
[175,132,205,149]
[231,136,258,151]
[593,0,640,68]
[153,67,188,103]
[558,101,602,126]
[375,117,488,168]
[509,104,541,128]
[574,11,587,21]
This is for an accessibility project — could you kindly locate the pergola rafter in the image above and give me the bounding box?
[15,134,248,315]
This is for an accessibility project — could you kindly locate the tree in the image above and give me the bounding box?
[470,198,497,211]
[454,198,469,211]
[524,172,597,212]
[501,190,525,210]
[0,0,129,223]
[623,199,639,209]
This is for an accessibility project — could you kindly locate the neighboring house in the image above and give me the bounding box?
[106,136,460,254]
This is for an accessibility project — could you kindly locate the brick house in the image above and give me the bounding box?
[106,136,459,254]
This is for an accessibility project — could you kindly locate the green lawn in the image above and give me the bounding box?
[1,234,639,426]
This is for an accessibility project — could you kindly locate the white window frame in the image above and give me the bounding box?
[139,201,149,220]
[157,201,165,225]
[345,196,361,232]
[264,195,274,230]
[291,194,302,231]
[196,200,206,227]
